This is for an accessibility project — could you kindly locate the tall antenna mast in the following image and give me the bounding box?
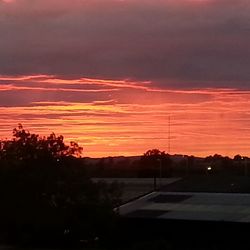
[168,115,171,153]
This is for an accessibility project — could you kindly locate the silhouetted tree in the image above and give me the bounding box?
[234,154,243,162]
[138,149,172,177]
[0,125,120,245]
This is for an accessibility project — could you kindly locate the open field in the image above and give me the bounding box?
[92,178,180,203]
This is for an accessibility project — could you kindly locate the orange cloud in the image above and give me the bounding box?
[1,75,250,158]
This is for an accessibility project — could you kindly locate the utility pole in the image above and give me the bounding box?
[244,157,248,177]
[157,158,162,188]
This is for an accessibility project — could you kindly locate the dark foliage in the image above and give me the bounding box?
[0,125,120,246]
[138,149,172,178]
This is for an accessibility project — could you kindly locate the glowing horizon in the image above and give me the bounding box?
[0,75,250,158]
[1,0,250,158]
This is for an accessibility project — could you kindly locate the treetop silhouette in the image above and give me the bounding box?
[0,124,83,162]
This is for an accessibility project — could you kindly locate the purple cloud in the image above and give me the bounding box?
[0,0,250,88]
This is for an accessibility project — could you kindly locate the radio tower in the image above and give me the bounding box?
[168,115,171,153]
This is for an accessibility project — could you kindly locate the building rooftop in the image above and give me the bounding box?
[119,191,250,223]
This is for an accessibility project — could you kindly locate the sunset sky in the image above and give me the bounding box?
[1,0,250,157]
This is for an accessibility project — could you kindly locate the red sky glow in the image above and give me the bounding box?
[1,0,250,157]
[0,75,250,157]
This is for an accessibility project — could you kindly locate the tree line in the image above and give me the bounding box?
[86,151,250,178]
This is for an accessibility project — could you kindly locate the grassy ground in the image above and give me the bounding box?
[92,178,180,203]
